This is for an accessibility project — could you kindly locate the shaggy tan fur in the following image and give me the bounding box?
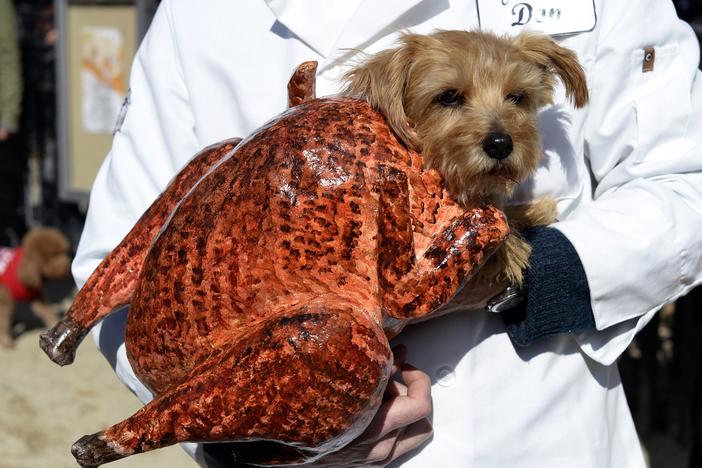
[343,30,588,286]
[0,228,71,348]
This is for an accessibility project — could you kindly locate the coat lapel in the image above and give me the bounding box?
[265,0,437,64]
[264,0,363,57]
[329,0,432,54]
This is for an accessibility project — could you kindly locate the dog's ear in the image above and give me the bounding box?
[343,35,421,149]
[512,32,588,108]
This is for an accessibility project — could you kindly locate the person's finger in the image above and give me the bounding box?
[400,363,431,402]
[379,364,431,432]
[383,379,408,400]
[390,344,407,375]
[384,418,433,462]
[361,364,431,442]
[364,428,403,464]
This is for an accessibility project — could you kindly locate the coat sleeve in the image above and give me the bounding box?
[0,0,22,132]
[553,0,702,365]
[71,0,199,406]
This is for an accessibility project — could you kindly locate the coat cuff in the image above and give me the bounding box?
[0,123,18,134]
[501,227,596,347]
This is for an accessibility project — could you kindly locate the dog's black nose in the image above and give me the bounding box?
[482,132,513,160]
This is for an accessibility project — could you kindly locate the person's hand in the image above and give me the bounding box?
[307,345,433,467]
[0,129,9,141]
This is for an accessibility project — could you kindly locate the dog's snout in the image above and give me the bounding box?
[482,133,513,160]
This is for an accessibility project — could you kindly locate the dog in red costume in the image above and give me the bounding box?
[0,228,71,348]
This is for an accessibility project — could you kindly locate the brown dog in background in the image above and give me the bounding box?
[0,228,72,348]
[343,30,588,287]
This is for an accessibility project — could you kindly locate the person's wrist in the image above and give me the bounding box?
[0,126,14,140]
[500,226,596,347]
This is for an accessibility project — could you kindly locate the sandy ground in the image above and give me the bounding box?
[0,329,195,468]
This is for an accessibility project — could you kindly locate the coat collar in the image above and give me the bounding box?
[264,0,363,57]
[265,0,429,59]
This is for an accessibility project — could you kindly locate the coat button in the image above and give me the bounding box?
[642,47,655,72]
[436,366,456,387]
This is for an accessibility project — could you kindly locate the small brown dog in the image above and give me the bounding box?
[343,30,588,286]
[0,227,72,348]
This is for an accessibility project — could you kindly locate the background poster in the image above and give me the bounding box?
[80,26,126,134]
[65,4,136,193]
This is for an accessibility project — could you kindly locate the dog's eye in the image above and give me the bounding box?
[506,93,526,105]
[436,89,465,107]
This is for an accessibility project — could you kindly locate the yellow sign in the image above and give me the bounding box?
[66,4,136,193]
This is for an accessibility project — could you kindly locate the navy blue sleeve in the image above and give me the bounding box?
[501,226,596,347]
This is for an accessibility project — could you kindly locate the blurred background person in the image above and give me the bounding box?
[14,0,84,245]
[0,0,26,246]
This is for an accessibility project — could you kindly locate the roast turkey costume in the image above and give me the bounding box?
[40,62,508,467]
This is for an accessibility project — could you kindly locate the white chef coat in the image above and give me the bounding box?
[72,1,702,467]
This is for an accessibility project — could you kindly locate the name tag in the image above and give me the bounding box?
[476,0,597,36]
